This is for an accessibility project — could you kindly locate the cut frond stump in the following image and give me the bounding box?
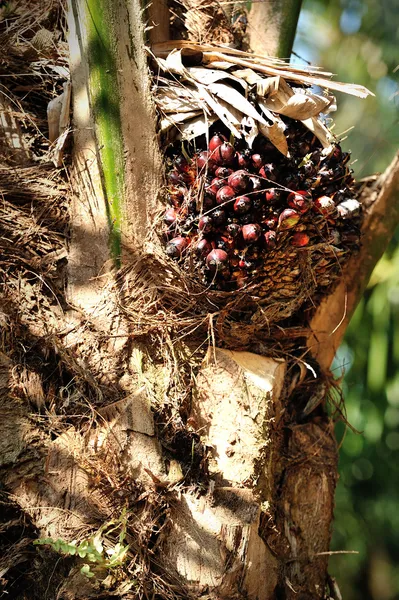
[125,41,373,346]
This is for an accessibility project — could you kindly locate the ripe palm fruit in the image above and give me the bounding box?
[163,207,178,225]
[196,238,213,258]
[278,208,300,230]
[237,149,252,169]
[214,142,236,165]
[259,163,277,181]
[226,223,241,238]
[215,166,233,178]
[209,133,227,153]
[287,191,312,214]
[206,249,229,272]
[166,236,187,258]
[212,208,227,226]
[291,232,310,247]
[198,215,214,233]
[314,195,336,215]
[207,177,225,198]
[242,224,261,243]
[228,170,250,193]
[196,151,216,172]
[264,230,277,249]
[251,154,263,170]
[264,215,278,230]
[216,185,235,206]
[174,155,189,173]
[234,196,252,214]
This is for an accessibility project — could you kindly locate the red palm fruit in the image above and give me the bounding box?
[242,224,261,243]
[163,207,178,226]
[233,196,252,214]
[291,232,310,247]
[226,223,241,237]
[216,185,235,206]
[196,151,216,172]
[206,177,225,198]
[212,208,227,226]
[251,154,263,170]
[264,215,278,230]
[287,191,312,214]
[278,209,300,230]
[168,170,182,185]
[206,249,229,272]
[174,155,189,173]
[198,215,214,233]
[259,163,277,181]
[214,142,236,165]
[196,238,213,258]
[237,150,251,169]
[314,195,336,215]
[265,189,279,204]
[209,133,227,153]
[264,230,277,249]
[166,236,187,258]
[228,170,250,193]
[215,166,233,178]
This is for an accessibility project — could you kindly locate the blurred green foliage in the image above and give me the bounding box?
[294,2,399,599]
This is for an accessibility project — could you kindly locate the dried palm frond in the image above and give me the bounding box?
[150,41,373,153]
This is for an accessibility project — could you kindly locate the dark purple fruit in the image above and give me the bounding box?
[264,230,277,249]
[174,155,189,173]
[264,189,280,204]
[163,207,178,226]
[216,185,235,206]
[226,223,241,237]
[207,177,225,198]
[264,215,278,230]
[237,150,251,169]
[214,142,236,166]
[233,196,252,214]
[215,166,233,178]
[228,170,250,193]
[249,176,263,193]
[196,151,216,172]
[212,208,227,226]
[166,236,187,258]
[209,133,227,153]
[259,163,277,182]
[278,209,300,230]
[168,170,182,185]
[206,249,229,272]
[287,191,312,214]
[196,238,213,258]
[198,215,214,233]
[242,224,261,243]
[251,154,263,170]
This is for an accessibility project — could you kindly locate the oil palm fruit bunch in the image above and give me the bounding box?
[161,118,361,297]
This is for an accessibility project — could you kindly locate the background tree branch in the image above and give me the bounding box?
[247,0,303,57]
